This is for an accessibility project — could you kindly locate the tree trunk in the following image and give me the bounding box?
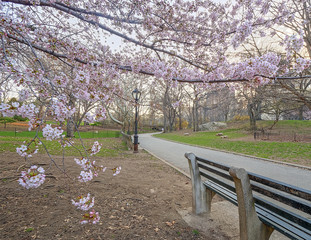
[178,108,182,130]
[66,117,75,138]
[66,97,75,138]
[248,103,257,131]
[224,112,228,122]
[298,105,304,120]
[193,99,199,132]
[192,104,196,132]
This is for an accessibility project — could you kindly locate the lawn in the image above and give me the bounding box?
[0,130,121,138]
[0,136,126,158]
[155,126,311,166]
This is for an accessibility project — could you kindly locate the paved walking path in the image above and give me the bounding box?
[139,132,311,191]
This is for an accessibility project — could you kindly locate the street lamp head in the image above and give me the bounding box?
[132,88,141,101]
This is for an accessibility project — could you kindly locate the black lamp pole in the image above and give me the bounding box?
[132,89,141,153]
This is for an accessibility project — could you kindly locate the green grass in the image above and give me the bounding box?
[0,130,120,138]
[155,129,311,165]
[256,120,311,133]
[0,136,127,157]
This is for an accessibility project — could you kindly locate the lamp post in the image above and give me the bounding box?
[132,88,141,153]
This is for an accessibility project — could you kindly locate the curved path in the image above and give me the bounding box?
[139,133,311,191]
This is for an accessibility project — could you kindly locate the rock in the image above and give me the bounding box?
[221,135,228,139]
[199,122,227,131]
[216,133,223,136]
[184,133,190,136]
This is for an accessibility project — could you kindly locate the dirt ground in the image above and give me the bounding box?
[0,149,232,240]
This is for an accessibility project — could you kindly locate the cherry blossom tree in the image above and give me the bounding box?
[1,0,311,225]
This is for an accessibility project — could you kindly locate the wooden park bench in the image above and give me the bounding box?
[185,152,311,240]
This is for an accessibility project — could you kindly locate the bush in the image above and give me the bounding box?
[232,115,250,121]
[13,115,28,121]
[0,117,16,123]
[90,122,102,126]
[175,119,189,130]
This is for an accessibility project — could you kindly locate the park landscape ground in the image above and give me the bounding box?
[0,120,310,239]
[0,123,232,240]
[1,1,311,239]
[156,120,311,167]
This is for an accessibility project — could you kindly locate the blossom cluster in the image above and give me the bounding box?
[90,141,102,156]
[79,170,94,182]
[16,144,38,158]
[0,102,39,131]
[72,193,95,211]
[284,34,304,58]
[51,99,76,123]
[231,53,280,83]
[231,21,252,49]
[75,157,93,170]
[18,165,46,189]
[42,124,64,141]
[0,102,38,119]
[95,107,107,122]
[295,58,311,73]
[72,193,99,224]
[83,112,96,124]
[112,166,122,176]
[76,158,107,182]
[82,107,108,124]
[80,210,100,224]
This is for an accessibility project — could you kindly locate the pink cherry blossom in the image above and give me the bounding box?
[112,166,121,176]
[78,170,94,182]
[72,193,95,211]
[18,165,46,189]
[90,141,102,156]
[42,124,64,141]
[80,210,100,224]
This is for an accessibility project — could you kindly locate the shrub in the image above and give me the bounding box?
[0,117,16,123]
[13,115,28,121]
[90,122,102,126]
[232,115,250,121]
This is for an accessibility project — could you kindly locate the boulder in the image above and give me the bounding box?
[198,122,227,131]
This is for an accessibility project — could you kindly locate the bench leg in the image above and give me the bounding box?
[185,152,214,215]
[229,167,274,240]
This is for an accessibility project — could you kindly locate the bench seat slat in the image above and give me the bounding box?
[254,196,311,231]
[251,182,311,214]
[248,172,311,201]
[200,167,311,229]
[204,181,311,240]
[200,171,235,193]
[256,206,311,240]
[203,180,238,206]
[198,163,233,181]
[197,156,311,201]
[197,157,230,171]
